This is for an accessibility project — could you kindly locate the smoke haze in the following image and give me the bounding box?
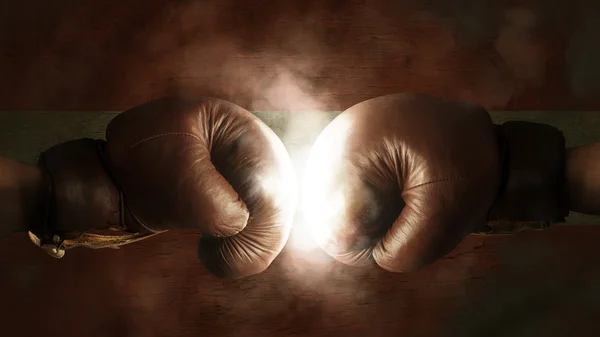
[2,1,600,336]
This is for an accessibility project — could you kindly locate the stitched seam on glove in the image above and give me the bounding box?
[122,131,249,235]
[404,177,472,191]
[129,132,201,149]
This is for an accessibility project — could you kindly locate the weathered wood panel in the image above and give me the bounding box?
[2,227,600,337]
[1,0,599,111]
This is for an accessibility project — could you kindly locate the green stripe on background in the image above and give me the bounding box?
[1,111,599,224]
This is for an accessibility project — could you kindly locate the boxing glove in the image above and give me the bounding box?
[26,96,297,279]
[302,93,567,272]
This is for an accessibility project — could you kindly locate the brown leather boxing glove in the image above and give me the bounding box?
[25,96,297,279]
[301,93,568,273]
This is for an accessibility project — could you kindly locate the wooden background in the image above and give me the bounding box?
[2,0,600,336]
[1,0,600,112]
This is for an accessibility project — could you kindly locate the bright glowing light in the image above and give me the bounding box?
[256,121,298,225]
[257,109,353,254]
[296,114,353,252]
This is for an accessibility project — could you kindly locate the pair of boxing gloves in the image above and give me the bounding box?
[2,93,586,278]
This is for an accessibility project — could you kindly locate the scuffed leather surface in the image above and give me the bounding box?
[304,93,501,272]
[105,97,296,278]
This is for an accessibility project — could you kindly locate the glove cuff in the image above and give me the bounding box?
[29,139,146,258]
[486,121,569,229]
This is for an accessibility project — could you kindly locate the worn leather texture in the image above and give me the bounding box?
[36,96,297,278]
[303,92,567,273]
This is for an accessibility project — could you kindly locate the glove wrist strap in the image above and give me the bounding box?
[29,138,164,258]
[484,121,568,233]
